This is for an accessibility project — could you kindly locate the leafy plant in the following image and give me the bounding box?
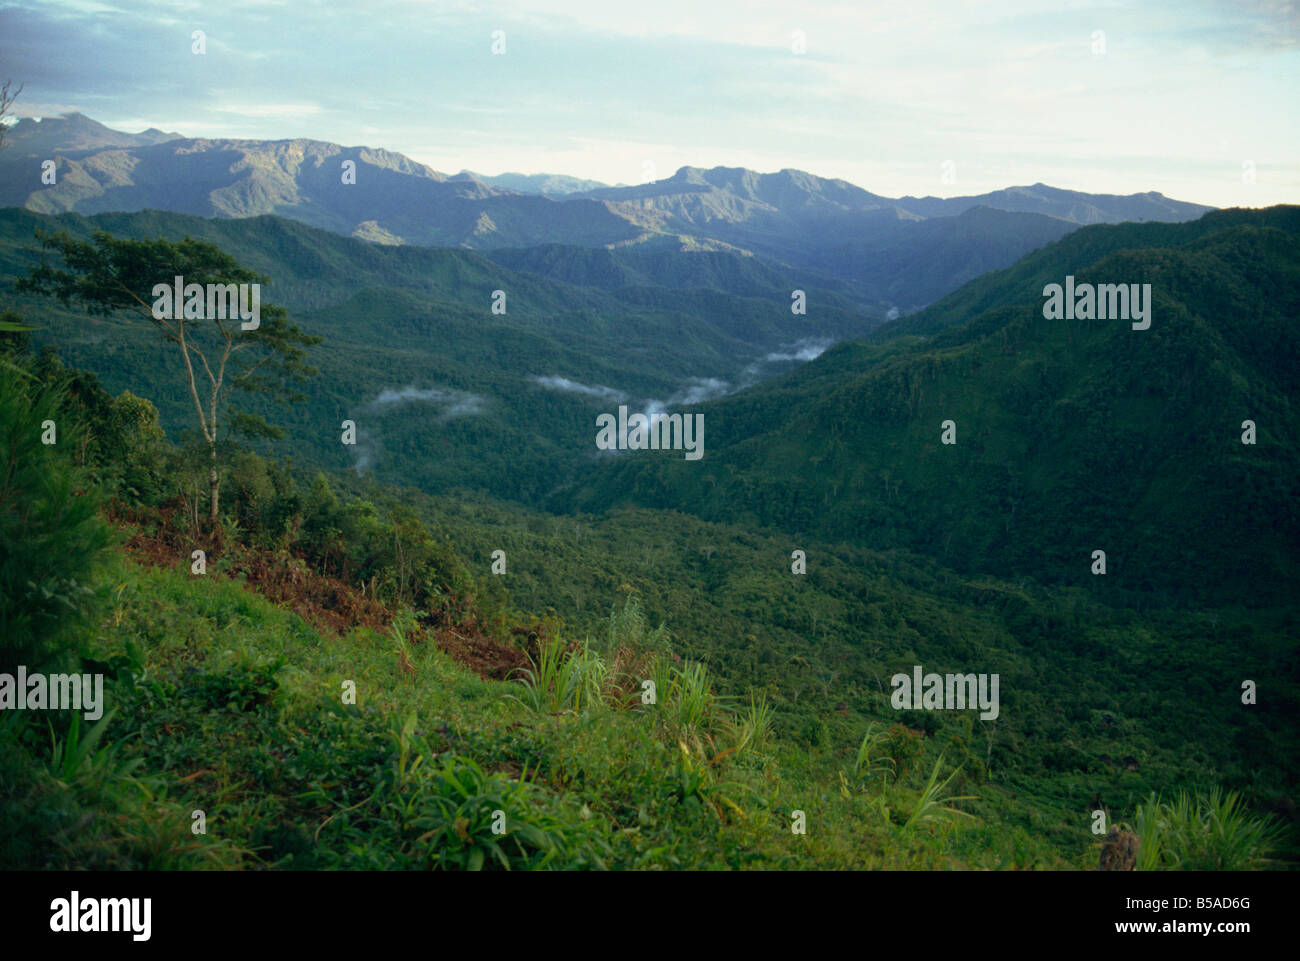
[882,723,924,781]
[390,608,419,676]
[47,709,145,789]
[900,755,977,833]
[853,721,894,785]
[0,362,113,671]
[672,739,747,822]
[735,690,774,753]
[186,658,283,712]
[371,712,605,870]
[665,661,719,743]
[1130,789,1282,870]
[506,634,601,716]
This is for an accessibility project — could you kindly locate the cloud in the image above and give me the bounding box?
[763,338,833,363]
[363,386,485,418]
[670,377,730,406]
[738,337,837,387]
[632,377,732,431]
[4,0,1297,206]
[350,385,486,472]
[531,375,627,402]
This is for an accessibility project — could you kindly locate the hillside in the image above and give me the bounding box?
[0,206,879,503]
[2,112,182,152]
[559,206,1300,607]
[2,337,1293,870]
[816,206,1079,308]
[892,183,1211,225]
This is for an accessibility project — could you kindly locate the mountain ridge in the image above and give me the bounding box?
[0,114,1215,308]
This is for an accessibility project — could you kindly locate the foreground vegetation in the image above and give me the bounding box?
[1,327,1292,869]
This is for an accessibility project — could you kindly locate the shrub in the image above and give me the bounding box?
[1132,788,1282,870]
[882,724,925,781]
[0,361,113,671]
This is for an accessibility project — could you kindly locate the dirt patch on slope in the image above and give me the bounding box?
[431,627,530,681]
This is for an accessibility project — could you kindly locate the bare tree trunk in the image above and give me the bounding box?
[209,439,219,528]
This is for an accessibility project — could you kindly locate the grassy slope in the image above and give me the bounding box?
[6,544,1087,870]
[378,488,1300,815]
[14,477,1290,868]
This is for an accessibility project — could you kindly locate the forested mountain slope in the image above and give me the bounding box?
[560,207,1300,606]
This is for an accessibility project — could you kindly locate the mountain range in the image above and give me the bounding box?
[5,199,1294,607]
[5,114,1282,606]
[0,113,1213,309]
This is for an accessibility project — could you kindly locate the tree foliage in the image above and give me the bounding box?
[17,228,319,527]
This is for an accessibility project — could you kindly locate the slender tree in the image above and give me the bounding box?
[18,230,320,528]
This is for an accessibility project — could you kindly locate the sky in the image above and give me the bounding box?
[0,0,1296,207]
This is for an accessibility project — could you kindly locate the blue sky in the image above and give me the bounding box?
[1,0,1296,206]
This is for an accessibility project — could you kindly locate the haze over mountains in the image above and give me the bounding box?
[0,113,1213,308]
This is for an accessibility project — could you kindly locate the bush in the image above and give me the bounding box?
[1132,788,1283,870]
[882,724,925,781]
[0,361,113,671]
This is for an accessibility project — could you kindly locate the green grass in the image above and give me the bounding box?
[2,490,1292,870]
[0,421,1289,872]
[1,548,1098,869]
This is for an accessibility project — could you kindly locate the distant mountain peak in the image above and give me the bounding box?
[0,113,1214,302]
[466,170,611,196]
[6,111,182,151]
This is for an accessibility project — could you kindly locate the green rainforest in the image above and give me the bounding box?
[1,204,1296,871]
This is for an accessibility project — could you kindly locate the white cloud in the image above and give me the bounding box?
[9,0,1299,206]
[532,375,627,402]
[763,339,833,363]
[363,386,485,419]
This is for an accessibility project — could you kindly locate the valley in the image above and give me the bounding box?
[1,117,1294,875]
